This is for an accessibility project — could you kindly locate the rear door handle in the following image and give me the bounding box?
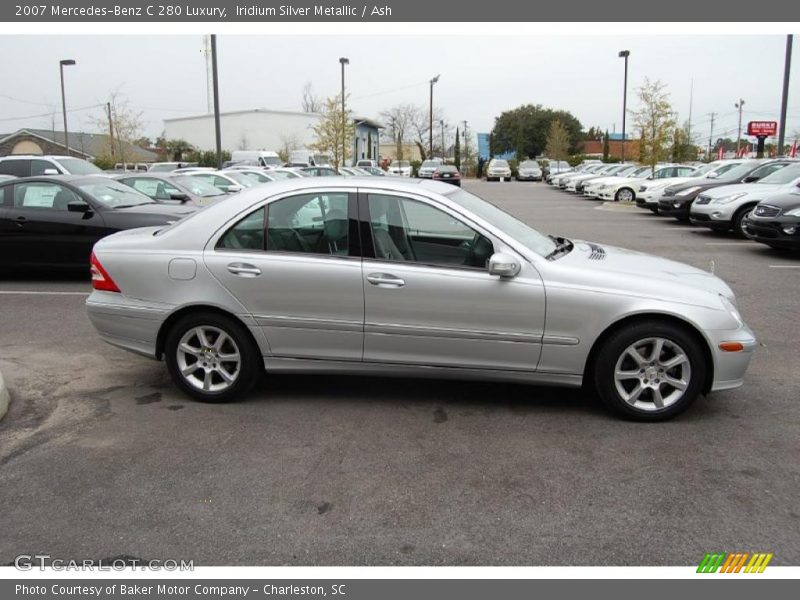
[15,216,26,227]
[227,263,261,277]
[367,273,405,287]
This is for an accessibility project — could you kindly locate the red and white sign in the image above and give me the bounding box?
[747,121,778,137]
[790,140,798,158]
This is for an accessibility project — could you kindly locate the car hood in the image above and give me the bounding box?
[700,182,782,199]
[641,176,694,189]
[554,240,734,305]
[585,175,627,187]
[113,203,197,217]
[608,175,647,187]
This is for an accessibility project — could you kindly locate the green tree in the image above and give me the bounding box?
[545,120,571,163]
[454,126,461,170]
[490,104,583,159]
[630,78,676,175]
[311,94,354,169]
[671,122,696,162]
[164,139,195,161]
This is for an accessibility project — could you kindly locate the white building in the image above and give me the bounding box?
[163,109,383,164]
[164,109,320,154]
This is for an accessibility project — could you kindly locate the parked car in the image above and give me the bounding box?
[554,164,604,188]
[388,160,412,177]
[115,173,228,206]
[0,175,195,270]
[184,171,249,193]
[218,170,267,188]
[0,155,105,177]
[743,191,800,250]
[544,160,572,182]
[85,178,755,421]
[565,164,626,192]
[485,159,512,181]
[637,160,742,213]
[516,160,543,181]
[580,164,642,197]
[418,160,442,179]
[301,166,340,177]
[659,160,792,222]
[356,160,379,168]
[690,161,800,236]
[221,169,276,184]
[148,162,198,173]
[600,165,697,203]
[113,162,150,173]
[230,150,282,168]
[339,167,364,177]
[360,166,387,177]
[432,165,461,186]
[269,168,305,180]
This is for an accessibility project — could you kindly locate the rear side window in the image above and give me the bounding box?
[217,207,265,251]
[0,159,30,177]
[14,182,82,210]
[30,159,59,175]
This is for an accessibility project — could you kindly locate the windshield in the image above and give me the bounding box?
[447,189,557,257]
[172,175,225,197]
[226,172,259,187]
[264,157,282,166]
[613,165,638,176]
[717,161,763,182]
[149,163,179,173]
[391,161,410,168]
[270,170,299,180]
[57,158,104,175]
[421,161,439,168]
[630,166,652,177]
[79,181,155,207]
[757,163,800,184]
[520,161,539,168]
[492,160,510,168]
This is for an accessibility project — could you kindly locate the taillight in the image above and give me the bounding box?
[90,252,121,293]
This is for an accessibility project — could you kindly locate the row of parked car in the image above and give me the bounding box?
[546,158,800,251]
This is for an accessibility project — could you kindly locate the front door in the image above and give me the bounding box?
[204,190,364,361]
[360,191,545,372]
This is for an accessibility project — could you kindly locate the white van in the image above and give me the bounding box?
[288,150,331,167]
[230,150,282,168]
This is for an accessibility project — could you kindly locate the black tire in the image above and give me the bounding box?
[732,205,755,239]
[592,320,707,421]
[649,207,659,214]
[164,311,262,403]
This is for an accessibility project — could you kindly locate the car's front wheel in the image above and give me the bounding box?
[593,321,707,421]
[732,205,755,239]
[164,311,261,403]
[615,187,635,203]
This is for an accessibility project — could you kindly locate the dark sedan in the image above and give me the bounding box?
[0,176,195,270]
[432,165,462,186]
[657,160,792,221]
[114,173,227,206]
[744,192,800,251]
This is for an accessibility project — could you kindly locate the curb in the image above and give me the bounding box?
[0,369,9,422]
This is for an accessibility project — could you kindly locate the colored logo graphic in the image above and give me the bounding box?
[697,552,773,573]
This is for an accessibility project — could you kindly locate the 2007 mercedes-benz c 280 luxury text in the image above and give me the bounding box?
[85,178,756,421]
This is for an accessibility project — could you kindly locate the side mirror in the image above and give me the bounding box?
[488,252,521,278]
[224,184,244,193]
[706,171,719,179]
[67,201,91,214]
[43,168,60,175]
[742,175,759,183]
[169,191,189,202]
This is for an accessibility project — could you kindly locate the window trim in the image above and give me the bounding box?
[357,190,497,273]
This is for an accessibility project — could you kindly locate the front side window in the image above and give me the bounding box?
[14,182,82,210]
[267,193,349,256]
[368,194,494,269]
[31,159,59,175]
[123,177,180,200]
[217,207,265,250]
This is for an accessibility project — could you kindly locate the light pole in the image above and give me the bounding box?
[778,35,793,155]
[339,57,349,168]
[440,119,445,160]
[429,74,440,159]
[618,50,630,162]
[210,35,222,169]
[59,59,76,156]
[735,98,745,155]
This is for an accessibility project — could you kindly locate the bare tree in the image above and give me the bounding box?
[301,82,322,113]
[278,134,301,163]
[238,132,249,151]
[91,90,144,165]
[380,103,419,161]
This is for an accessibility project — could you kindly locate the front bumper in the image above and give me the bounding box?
[658,197,692,218]
[707,324,758,392]
[744,216,800,249]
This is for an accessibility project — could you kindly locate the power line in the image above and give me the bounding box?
[0,103,105,123]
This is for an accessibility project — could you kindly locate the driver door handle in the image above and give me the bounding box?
[367,273,405,287]
[227,263,261,277]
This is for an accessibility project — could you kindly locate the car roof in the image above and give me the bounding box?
[0,174,110,185]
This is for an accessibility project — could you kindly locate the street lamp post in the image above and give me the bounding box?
[735,98,746,155]
[618,50,630,162]
[59,59,76,156]
[429,75,440,159]
[778,35,793,155]
[339,57,349,168]
[440,119,445,160]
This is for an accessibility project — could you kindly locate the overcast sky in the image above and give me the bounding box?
[0,34,798,147]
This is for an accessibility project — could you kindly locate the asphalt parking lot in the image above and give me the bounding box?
[1,181,798,566]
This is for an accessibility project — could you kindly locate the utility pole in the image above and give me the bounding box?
[210,34,222,169]
[707,112,716,160]
[778,34,793,155]
[735,98,745,154]
[440,119,445,160]
[687,78,694,144]
[106,102,115,161]
[429,74,439,159]
[339,57,349,168]
[462,120,469,175]
[618,50,630,162]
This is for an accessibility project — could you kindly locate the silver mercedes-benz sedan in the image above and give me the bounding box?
[86,178,756,421]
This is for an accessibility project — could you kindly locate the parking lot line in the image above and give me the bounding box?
[704,242,758,246]
[0,290,89,296]
[768,265,800,269]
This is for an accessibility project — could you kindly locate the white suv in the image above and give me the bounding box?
[0,155,105,177]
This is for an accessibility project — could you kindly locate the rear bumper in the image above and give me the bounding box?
[86,291,169,359]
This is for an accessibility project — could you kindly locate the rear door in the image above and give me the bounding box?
[204,188,364,361]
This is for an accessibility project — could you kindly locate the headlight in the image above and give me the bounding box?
[784,207,800,217]
[677,186,702,197]
[712,192,747,205]
[720,295,743,326]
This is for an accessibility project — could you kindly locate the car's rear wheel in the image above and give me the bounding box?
[593,321,707,421]
[615,187,635,203]
[732,205,755,239]
[164,311,261,403]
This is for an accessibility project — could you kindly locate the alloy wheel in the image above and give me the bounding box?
[613,337,691,412]
[176,326,242,392]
